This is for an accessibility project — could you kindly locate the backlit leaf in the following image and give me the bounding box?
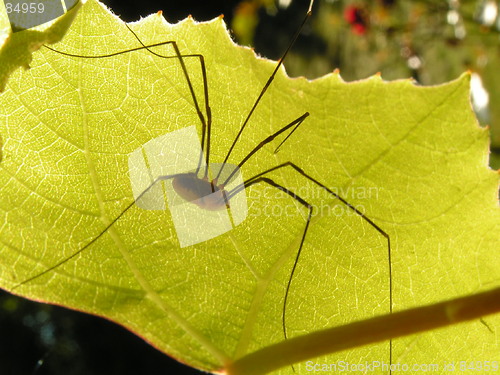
[1,1,499,373]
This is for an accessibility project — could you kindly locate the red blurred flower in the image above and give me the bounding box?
[344,5,368,35]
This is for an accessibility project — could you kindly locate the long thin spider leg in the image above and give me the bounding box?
[228,161,393,371]
[12,173,183,290]
[216,0,315,181]
[42,42,184,58]
[222,112,309,186]
[44,31,212,179]
[243,177,313,343]
[123,24,212,179]
[273,117,304,155]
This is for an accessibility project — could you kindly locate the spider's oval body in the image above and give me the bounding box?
[172,173,228,211]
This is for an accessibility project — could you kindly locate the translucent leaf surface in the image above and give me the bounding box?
[0,1,499,373]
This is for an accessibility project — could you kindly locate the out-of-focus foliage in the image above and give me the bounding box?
[231,0,500,169]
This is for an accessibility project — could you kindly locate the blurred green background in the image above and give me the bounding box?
[232,0,500,170]
[238,0,500,170]
[1,0,499,374]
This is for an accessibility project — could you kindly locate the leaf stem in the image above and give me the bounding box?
[226,287,500,375]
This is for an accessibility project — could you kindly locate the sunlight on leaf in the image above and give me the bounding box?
[0,0,499,373]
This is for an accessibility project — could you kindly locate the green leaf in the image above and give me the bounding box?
[1,0,499,373]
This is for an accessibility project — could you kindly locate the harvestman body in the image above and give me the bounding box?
[127,125,249,247]
[15,0,393,370]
